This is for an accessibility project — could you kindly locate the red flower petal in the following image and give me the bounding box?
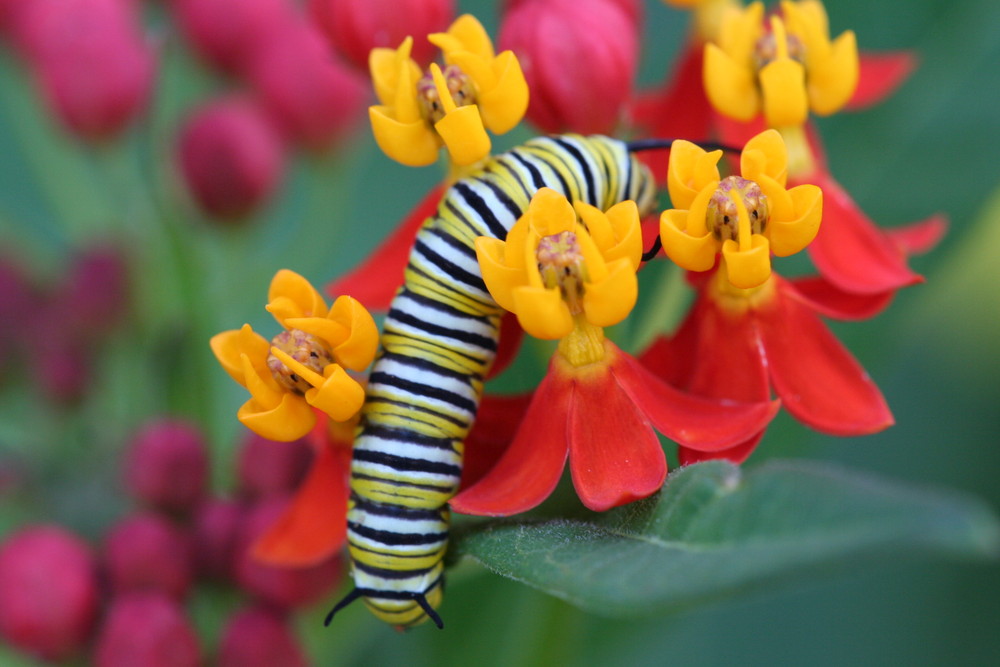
[787,275,895,321]
[678,431,765,466]
[460,391,533,491]
[846,51,917,111]
[325,184,444,309]
[568,363,666,511]
[486,312,525,380]
[450,368,571,516]
[252,440,350,566]
[804,171,923,294]
[615,342,777,451]
[758,279,894,436]
[886,214,948,256]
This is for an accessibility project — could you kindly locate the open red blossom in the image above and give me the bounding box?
[250,415,353,567]
[499,0,638,135]
[641,268,893,465]
[847,51,918,111]
[451,340,778,515]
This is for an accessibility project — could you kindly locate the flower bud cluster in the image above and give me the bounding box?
[0,245,129,405]
[0,417,338,664]
[170,0,368,221]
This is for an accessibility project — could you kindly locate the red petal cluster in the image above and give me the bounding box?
[453,341,777,514]
[641,271,893,464]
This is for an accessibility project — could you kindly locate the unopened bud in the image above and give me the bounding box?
[124,419,209,514]
[246,20,367,150]
[0,525,98,661]
[308,0,455,70]
[94,592,201,667]
[177,96,286,221]
[103,512,194,600]
[218,606,308,667]
[500,0,637,134]
[192,497,244,581]
[172,0,294,75]
[237,431,313,500]
[18,0,154,140]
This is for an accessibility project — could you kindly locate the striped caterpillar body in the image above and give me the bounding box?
[334,134,657,628]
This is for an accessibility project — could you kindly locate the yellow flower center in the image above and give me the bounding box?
[536,231,589,315]
[707,176,769,243]
[417,64,477,124]
[267,329,335,394]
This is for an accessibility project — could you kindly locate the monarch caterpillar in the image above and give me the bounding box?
[327,134,657,628]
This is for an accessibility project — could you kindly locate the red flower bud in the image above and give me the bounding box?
[235,497,343,609]
[59,244,129,338]
[33,334,91,404]
[172,0,295,75]
[177,96,286,220]
[237,431,313,500]
[218,606,308,667]
[246,20,367,150]
[499,0,638,134]
[124,419,209,514]
[18,0,155,140]
[192,498,244,581]
[103,512,194,600]
[308,0,455,70]
[0,255,34,370]
[0,525,99,661]
[94,592,201,667]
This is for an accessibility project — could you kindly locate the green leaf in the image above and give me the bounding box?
[453,460,1000,616]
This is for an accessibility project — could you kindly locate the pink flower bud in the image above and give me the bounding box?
[33,334,91,404]
[172,0,295,75]
[124,419,209,514]
[218,606,308,667]
[308,0,455,69]
[192,497,243,581]
[237,431,313,500]
[19,0,155,140]
[103,512,194,600]
[59,244,129,338]
[500,0,638,134]
[235,497,343,609]
[94,592,201,667]
[0,255,34,369]
[0,525,98,661]
[246,20,367,150]
[177,96,286,220]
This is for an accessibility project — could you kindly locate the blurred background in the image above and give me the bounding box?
[0,0,998,664]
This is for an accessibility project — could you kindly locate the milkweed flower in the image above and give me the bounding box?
[368,14,529,167]
[660,129,822,289]
[211,270,378,442]
[452,189,778,515]
[641,266,894,464]
[704,0,858,129]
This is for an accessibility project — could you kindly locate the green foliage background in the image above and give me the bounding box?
[1,0,999,664]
